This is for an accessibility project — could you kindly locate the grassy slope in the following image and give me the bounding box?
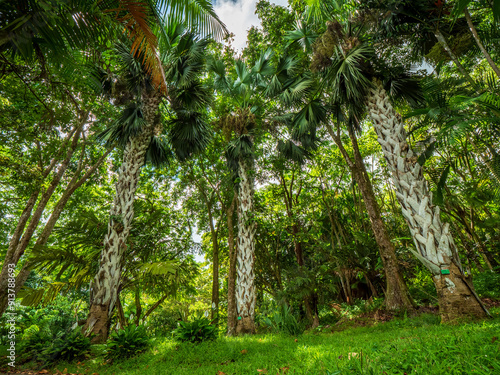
[54,313,500,375]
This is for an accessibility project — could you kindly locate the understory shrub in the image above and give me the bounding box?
[17,327,90,365]
[173,315,217,343]
[5,295,86,365]
[261,304,304,335]
[106,324,149,360]
[42,327,91,363]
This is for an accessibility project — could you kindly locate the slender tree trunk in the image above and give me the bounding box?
[235,159,256,334]
[116,293,127,329]
[326,123,414,310]
[0,149,111,316]
[367,78,488,321]
[433,29,478,90]
[207,205,220,322]
[226,195,237,336]
[464,7,500,79]
[134,288,142,325]
[83,92,160,343]
[364,272,378,297]
[141,293,169,323]
[0,114,88,314]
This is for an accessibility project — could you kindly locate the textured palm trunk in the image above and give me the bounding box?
[235,159,256,334]
[84,93,160,342]
[367,78,488,321]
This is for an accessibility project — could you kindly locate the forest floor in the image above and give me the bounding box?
[5,305,500,375]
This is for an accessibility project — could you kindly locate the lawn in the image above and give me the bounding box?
[45,313,500,375]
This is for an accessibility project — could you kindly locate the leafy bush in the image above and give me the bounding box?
[408,269,437,305]
[106,324,149,360]
[17,327,90,365]
[473,270,500,299]
[261,304,304,336]
[17,326,52,363]
[42,327,91,363]
[0,295,78,346]
[173,315,217,343]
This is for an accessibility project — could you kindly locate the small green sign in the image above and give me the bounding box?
[441,269,450,275]
[237,316,242,320]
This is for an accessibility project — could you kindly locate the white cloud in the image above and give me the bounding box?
[214,0,289,51]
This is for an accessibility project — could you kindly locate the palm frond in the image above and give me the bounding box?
[158,0,228,40]
[168,110,211,161]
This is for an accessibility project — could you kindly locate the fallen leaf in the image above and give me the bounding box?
[294,339,298,342]
[279,366,290,373]
[40,370,49,374]
[348,352,359,360]
[216,372,226,375]
[63,368,68,374]
[257,369,268,374]
[492,337,498,343]
[241,349,248,354]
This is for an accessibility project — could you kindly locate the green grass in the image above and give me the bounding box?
[41,312,500,375]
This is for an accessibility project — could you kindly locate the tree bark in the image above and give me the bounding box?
[226,195,238,336]
[325,123,414,310]
[84,92,160,343]
[367,78,488,321]
[235,159,256,334]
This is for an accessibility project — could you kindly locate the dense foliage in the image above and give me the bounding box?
[1,0,499,372]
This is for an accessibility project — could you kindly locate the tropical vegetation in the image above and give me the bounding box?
[1,0,499,373]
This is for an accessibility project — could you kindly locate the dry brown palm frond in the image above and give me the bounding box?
[108,0,167,93]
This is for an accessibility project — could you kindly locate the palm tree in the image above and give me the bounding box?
[0,0,226,327]
[286,21,414,311]
[209,49,318,333]
[83,24,217,342]
[0,0,227,91]
[309,17,488,320]
[209,56,266,334]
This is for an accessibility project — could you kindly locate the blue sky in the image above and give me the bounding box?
[214,0,289,50]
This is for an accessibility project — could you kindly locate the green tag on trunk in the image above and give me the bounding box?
[237,316,242,320]
[441,269,450,275]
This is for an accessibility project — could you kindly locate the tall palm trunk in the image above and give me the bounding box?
[84,92,161,342]
[235,158,256,334]
[367,78,488,321]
